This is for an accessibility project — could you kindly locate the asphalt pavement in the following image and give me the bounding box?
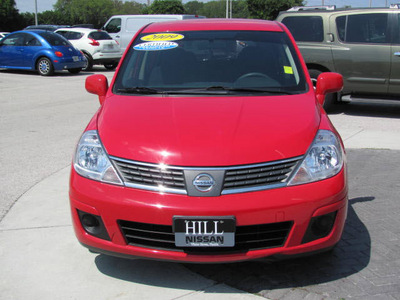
[1,69,400,300]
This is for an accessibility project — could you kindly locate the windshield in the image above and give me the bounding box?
[113,30,307,95]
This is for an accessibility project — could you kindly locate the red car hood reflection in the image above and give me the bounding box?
[97,94,320,166]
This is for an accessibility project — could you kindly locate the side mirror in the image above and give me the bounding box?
[315,72,343,106]
[85,74,109,105]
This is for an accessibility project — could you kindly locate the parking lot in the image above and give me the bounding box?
[0,69,399,299]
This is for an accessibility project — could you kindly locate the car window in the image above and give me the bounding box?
[1,33,25,46]
[336,13,389,43]
[114,30,307,94]
[105,18,121,33]
[281,16,324,42]
[68,31,84,40]
[58,31,83,40]
[38,31,70,46]
[25,33,41,46]
[88,31,112,40]
[56,30,69,38]
[395,13,400,44]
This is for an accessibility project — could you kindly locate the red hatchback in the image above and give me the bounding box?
[69,19,347,263]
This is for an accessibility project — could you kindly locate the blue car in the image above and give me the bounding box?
[0,30,87,76]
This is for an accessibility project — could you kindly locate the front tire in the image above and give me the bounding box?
[37,57,54,76]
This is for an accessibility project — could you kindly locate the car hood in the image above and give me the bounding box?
[97,94,320,166]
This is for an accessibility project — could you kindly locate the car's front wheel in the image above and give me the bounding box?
[37,57,54,76]
[68,68,82,74]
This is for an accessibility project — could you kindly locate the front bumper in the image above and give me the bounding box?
[92,52,122,63]
[69,167,348,263]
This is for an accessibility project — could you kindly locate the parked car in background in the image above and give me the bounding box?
[277,6,400,109]
[24,25,68,31]
[0,32,10,39]
[70,19,347,263]
[56,28,122,71]
[0,30,86,76]
[103,14,205,53]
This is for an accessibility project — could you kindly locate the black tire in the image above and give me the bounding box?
[82,52,93,71]
[308,68,337,112]
[37,57,54,76]
[68,68,82,74]
[103,62,118,70]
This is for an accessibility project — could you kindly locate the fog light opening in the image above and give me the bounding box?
[302,211,337,244]
[77,210,110,241]
[82,214,99,228]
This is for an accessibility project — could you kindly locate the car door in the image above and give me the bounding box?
[0,33,26,67]
[104,17,122,46]
[22,33,42,68]
[330,12,391,96]
[388,12,400,95]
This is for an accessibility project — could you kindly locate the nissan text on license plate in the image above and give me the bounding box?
[173,216,235,247]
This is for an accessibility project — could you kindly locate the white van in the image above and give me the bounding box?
[103,15,205,53]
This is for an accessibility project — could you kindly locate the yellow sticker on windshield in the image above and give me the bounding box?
[284,66,293,74]
[141,33,185,42]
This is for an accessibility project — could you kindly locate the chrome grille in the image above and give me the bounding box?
[111,156,302,195]
[223,159,300,193]
[112,158,185,193]
[118,220,293,254]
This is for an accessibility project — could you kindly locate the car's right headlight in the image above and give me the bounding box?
[73,130,123,185]
[288,130,344,186]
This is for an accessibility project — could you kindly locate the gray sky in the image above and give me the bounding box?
[15,0,392,13]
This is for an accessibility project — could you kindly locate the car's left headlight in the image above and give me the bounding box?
[288,130,344,186]
[73,130,123,185]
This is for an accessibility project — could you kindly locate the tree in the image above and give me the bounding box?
[144,0,185,14]
[232,0,250,18]
[184,1,204,15]
[0,0,21,31]
[246,0,304,20]
[199,0,225,18]
[112,0,145,15]
[54,0,115,28]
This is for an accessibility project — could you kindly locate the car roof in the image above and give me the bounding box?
[8,30,63,39]
[141,19,284,33]
[55,27,103,33]
[9,30,49,35]
[278,7,400,16]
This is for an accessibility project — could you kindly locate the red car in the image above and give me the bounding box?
[69,19,347,263]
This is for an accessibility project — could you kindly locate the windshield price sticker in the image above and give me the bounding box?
[284,66,294,74]
[173,216,235,247]
[141,33,185,42]
[134,41,178,51]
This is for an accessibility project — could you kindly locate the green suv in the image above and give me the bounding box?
[277,6,400,108]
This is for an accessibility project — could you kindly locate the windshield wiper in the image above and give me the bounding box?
[206,86,295,95]
[116,87,161,94]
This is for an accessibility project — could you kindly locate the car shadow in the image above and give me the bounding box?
[0,69,87,77]
[93,196,372,293]
[184,196,373,294]
[0,67,115,77]
[329,98,400,119]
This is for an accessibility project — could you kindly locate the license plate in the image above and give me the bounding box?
[173,216,235,247]
[107,44,114,49]
[72,56,79,62]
